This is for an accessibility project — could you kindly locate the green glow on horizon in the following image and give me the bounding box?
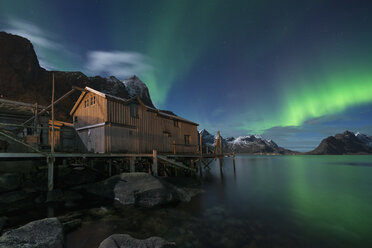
[240,68,372,133]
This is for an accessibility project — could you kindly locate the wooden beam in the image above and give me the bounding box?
[22,87,77,126]
[158,155,196,172]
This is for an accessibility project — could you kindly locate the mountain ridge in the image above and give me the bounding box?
[308,130,372,155]
[200,129,296,155]
[0,31,156,121]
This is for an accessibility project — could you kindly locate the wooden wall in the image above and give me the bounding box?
[77,126,105,153]
[106,99,198,154]
[73,93,198,154]
[73,92,107,128]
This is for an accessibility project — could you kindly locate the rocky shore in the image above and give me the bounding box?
[0,171,202,247]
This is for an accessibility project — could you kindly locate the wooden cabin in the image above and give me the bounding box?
[70,87,199,154]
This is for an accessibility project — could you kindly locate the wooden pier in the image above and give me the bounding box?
[0,150,235,191]
[0,80,236,192]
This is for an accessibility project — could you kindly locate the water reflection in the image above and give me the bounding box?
[66,155,372,248]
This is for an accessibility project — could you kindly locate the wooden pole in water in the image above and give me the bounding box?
[130,157,135,172]
[218,131,222,157]
[152,150,158,176]
[199,133,203,178]
[108,159,112,176]
[48,73,55,191]
[233,152,236,172]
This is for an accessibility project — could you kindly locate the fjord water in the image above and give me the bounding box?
[67,155,372,248]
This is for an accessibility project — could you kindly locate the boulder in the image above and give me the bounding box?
[114,173,174,207]
[0,217,63,248]
[0,173,21,193]
[75,173,175,207]
[98,234,176,248]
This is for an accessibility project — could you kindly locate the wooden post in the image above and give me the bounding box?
[130,157,135,172]
[34,102,38,136]
[108,159,112,176]
[172,140,176,155]
[199,132,203,156]
[47,156,54,191]
[152,150,158,176]
[218,131,222,156]
[48,73,55,192]
[199,159,203,178]
[219,157,224,182]
[233,152,236,171]
[190,159,194,177]
[199,132,203,178]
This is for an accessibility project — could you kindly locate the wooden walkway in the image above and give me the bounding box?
[0,151,235,191]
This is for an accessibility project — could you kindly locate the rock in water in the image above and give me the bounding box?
[114,173,174,207]
[98,234,176,248]
[0,218,64,248]
[76,172,175,207]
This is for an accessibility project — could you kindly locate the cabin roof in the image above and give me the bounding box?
[70,87,199,126]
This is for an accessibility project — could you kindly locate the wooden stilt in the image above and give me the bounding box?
[47,156,54,191]
[108,159,112,176]
[130,157,135,172]
[233,152,236,172]
[152,149,158,176]
[49,72,55,192]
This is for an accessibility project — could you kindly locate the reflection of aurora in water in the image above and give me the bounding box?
[66,155,372,248]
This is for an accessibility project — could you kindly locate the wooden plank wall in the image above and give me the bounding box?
[77,126,106,153]
[73,92,107,128]
[73,93,198,154]
[106,99,198,154]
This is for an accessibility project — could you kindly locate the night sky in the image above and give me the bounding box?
[1,0,372,151]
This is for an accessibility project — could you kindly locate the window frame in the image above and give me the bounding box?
[130,103,139,118]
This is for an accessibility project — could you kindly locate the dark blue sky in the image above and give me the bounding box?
[1,0,372,151]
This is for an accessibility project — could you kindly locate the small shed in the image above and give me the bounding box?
[70,87,199,154]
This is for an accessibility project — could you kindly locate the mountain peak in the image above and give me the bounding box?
[309,130,372,154]
[122,75,154,107]
[199,129,293,154]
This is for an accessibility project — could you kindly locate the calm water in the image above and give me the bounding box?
[67,155,372,248]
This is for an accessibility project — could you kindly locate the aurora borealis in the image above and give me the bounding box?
[1,0,372,151]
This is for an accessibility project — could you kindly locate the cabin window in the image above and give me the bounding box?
[173,120,179,127]
[74,116,78,122]
[130,103,138,117]
[93,96,96,104]
[90,97,93,105]
[184,135,191,145]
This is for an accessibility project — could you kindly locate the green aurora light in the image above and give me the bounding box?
[240,68,372,133]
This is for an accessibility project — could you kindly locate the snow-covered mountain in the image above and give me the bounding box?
[355,132,372,148]
[123,75,154,107]
[309,131,372,154]
[199,129,294,154]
